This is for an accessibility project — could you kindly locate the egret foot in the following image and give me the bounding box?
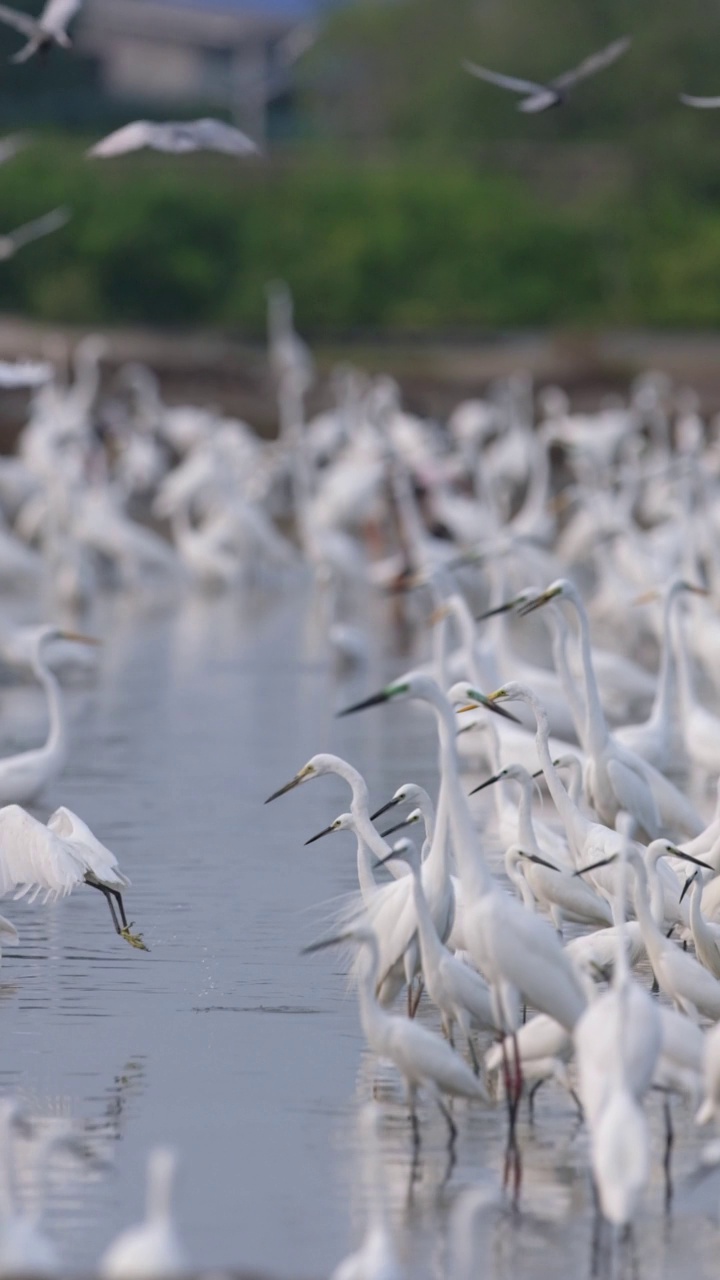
[120,924,149,952]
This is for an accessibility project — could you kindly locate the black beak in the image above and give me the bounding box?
[469,772,503,796]
[304,823,336,846]
[370,796,401,821]
[666,846,714,872]
[301,933,347,956]
[466,693,522,725]
[475,599,517,622]
[381,817,413,838]
[679,870,699,904]
[518,594,550,617]
[574,854,617,877]
[522,851,560,872]
[337,689,391,717]
[265,775,303,804]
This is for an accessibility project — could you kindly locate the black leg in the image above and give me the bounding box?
[87,881,122,935]
[528,1079,542,1125]
[437,1096,457,1144]
[112,890,129,930]
[663,1096,674,1210]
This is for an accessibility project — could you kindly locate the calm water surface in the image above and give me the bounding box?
[0,584,718,1279]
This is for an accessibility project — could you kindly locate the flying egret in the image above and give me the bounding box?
[462,36,630,113]
[0,804,146,950]
[98,1147,188,1279]
[0,0,80,62]
[88,119,259,160]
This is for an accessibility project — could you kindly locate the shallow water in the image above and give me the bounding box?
[0,583,719,1279]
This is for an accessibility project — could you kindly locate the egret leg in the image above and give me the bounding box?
[663,1096,674,1209]
[407,981,414,1019]
[466,1034,480,1077]
[87,882,122,935]
[410,979,424,1018]
[528,1079,543,1125]
[436,1096,457,1144]
[510,1031,524,1135]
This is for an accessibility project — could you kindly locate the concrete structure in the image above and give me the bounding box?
[77,0,310,139]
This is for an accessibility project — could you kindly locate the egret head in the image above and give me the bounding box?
[370,782,425,821]
[518,578,574,617]
[304,813,354,845]
[381,808,423,839]
[476,586,539,622]
[265,752,344,804]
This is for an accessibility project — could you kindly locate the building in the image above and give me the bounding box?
[77,0,314,140]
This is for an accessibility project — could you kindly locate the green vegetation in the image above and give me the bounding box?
[6,0,720,331]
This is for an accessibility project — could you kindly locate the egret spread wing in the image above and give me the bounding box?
[7,206,70,251]
[606,758,661,837]
[0,3,35,36]
[462,60,543,96]
[39,0,80,32]
[553,36,630,90]
[680,93,720,109]
[192,118,259,155]
[87,122,154,158]
[47,806,130,888]
[0,805,85,900]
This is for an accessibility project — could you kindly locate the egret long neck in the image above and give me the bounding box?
[33,652,66,769]
[424,685,491,897]
[567,596,609,756]
[526,692,588,855]
[409,862,445,967]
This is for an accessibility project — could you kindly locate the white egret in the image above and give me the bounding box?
[681,872,720,979]
[336,677,588,1040]
[0,625,99,807]
[267,749,457,1014]
[98,1147,188,1279]
[303,927,489,1139]
[0,209,70,262]
[305,811,416,903]
[520,580,703,838]
[0,0,80,61]
[462,36,630,113]
[578,845,720,1021]
[88,119,259,160]
[0,803,146,949]
[376,844,498,1068]
[574,842,660,1227]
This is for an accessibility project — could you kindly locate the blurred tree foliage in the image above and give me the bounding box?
[5,0,720,330]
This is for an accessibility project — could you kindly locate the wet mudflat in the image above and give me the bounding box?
[0,583,717,1279]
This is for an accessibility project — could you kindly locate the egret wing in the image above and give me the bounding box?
[0,4,36,36]
[605,757,661,837]
[7,206,70,251]
[0,805,85,899]
[552,36,630,90]
[39,0,80,32]
[47,806,130,887]
[87,122,154,158]
[680,94,720,108]
[192,118,259,155]
[462,60,543,96]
